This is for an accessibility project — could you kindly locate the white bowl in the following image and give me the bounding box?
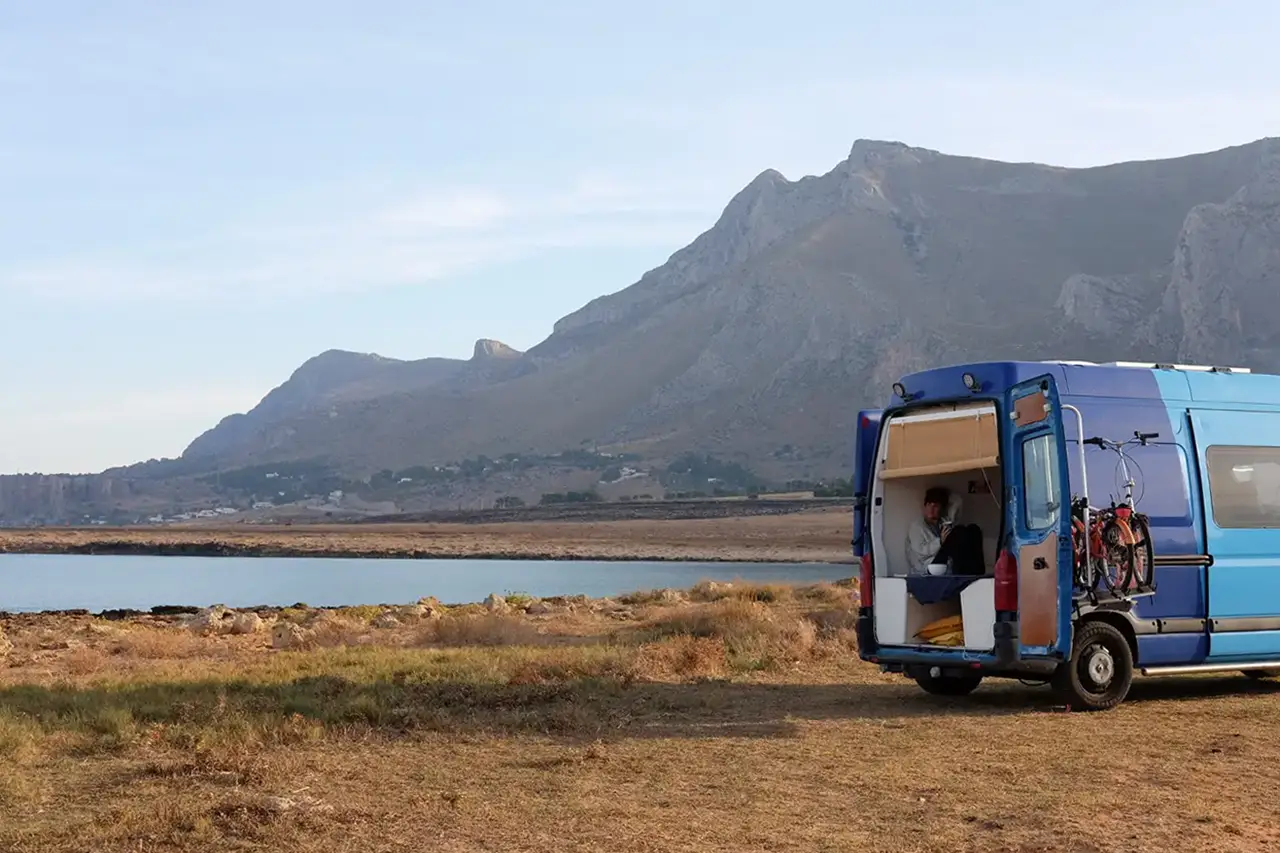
[927,563,948,576]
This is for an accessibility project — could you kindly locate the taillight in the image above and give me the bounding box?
[994,548,1018,612]
[859,552,874,607]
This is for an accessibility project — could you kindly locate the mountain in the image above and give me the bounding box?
[183,342,524,461]
[184,138,1280,470]
[5,136,1280,522]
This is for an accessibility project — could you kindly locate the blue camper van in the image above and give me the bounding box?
[853,359,1280,711]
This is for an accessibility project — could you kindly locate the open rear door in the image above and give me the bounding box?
[852,409,882,557]
[1005,375,1073,659]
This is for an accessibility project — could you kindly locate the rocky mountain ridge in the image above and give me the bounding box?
[5,136,1280,523]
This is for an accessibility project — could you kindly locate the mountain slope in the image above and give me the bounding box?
[180,137,1280,477]
[183,341,526,463]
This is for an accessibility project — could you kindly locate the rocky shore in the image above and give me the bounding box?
[1,578,853,643]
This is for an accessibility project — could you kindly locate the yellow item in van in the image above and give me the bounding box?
[915,614,963,640]
[927,630,965,646]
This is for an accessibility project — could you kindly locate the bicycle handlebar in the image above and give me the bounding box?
[1083,431,1161,449]
[1073,432,1158,519]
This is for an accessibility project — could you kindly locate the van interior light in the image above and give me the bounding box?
[892,382,907,400]
[962,372,979,391]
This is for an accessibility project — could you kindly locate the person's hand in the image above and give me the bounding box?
[940,523,952,541]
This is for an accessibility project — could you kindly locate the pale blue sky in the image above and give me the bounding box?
[3,1,1279,474]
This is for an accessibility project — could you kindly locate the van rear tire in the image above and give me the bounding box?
[1052,620,1134,711]
[913,672,983,696]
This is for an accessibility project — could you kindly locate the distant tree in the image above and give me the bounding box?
[813,479,854,498]
[459,456,493,478]
[540,490,603,505]
[395,465,434,482]
[665,452,764,491]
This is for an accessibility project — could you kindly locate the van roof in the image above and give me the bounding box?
[891,359,1280,408]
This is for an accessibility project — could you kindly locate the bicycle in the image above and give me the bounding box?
[1070,431,1156,597]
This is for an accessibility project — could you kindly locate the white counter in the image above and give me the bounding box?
[873,576,995,651]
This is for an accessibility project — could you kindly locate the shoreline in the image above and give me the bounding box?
[0,576,859,620]
[1,541,851,563]
[0,507,856,564]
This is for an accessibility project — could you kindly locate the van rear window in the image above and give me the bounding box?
[1022,433,1060,530]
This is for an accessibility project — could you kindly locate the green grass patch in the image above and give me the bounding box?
[0,644,647,749]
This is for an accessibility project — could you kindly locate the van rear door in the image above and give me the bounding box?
[853,409,882,557]
[1004,376,1073,659]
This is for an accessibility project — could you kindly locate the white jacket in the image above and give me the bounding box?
[904,492,962,573]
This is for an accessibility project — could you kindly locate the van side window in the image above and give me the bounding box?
[1205,445,1280,528]
[1022,432,1060,530]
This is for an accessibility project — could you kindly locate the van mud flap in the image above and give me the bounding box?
[993,617,1020,668]
[856,608,876,653]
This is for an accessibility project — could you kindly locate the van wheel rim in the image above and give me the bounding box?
[1084,644,1115,688]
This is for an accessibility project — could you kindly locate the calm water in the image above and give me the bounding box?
[0,554,852,613]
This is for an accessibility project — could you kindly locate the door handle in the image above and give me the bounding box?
[1033,557,1049,571]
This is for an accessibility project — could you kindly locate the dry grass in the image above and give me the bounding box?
[633,599,820,672]
[109,626,219,659]
[617,587,686,606]
[3,581,1280,852]
[633,635,729,679]
[301,614,370,648]
[417,613,547,647]
[331,604,384,623]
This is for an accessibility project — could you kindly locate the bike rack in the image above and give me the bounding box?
[1054,404,1157,603]
[1061,403,1089,557]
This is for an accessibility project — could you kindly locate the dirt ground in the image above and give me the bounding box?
[0,507,854,563]
[3,581,1279,853]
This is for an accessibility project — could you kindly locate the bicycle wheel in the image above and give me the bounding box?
[1099,520,1133,594]
[1073,556,1092,593]
[1086,557,1112,595]
[1071,520,1091,590]
[1083,518,1111,594]
[1098,556,1129,595]
[1128,514,1154,589]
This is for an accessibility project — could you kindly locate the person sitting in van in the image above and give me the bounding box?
[906,486,986,576]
